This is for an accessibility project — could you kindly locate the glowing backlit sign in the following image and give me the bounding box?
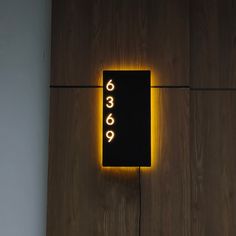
[103,70,151,167]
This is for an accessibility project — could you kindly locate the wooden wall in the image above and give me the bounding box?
[47,0,236,235]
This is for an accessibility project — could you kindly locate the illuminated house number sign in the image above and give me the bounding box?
[103,70,151,167]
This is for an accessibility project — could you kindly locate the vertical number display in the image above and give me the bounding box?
[105,80,115,142]
[103,70,151,167]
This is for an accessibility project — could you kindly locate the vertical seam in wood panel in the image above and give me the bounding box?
[190,89,193,236]
[189,0,192,88]
[139,166,141,236]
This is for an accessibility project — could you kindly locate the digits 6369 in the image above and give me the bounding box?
[105,79,115,142]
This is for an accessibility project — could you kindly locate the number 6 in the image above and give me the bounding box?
[106,113,115,125]
[106,79,115,91]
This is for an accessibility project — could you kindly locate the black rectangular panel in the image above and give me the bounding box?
[103,70,151,167]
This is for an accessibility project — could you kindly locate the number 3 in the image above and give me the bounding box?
[106,96,114,108]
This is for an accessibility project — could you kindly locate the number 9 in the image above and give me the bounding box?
[106,130,115,142]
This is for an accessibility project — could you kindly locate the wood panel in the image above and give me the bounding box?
[51,0,189,86]
[46,88,140,236]
[46,88,191,235]
[191,92,236,236]
[191,0,236,88]
[141,89,190,236]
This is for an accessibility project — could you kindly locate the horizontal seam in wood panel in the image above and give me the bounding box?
[50,85,103,88]
[50,85,236,91]
[190,88,236,91]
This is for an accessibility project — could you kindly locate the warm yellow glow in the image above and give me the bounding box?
[106,113,115,126]
[142,87,159,172]
[98,64,160,86]
[106,130,115,142]
[96,65,160,173]
[106,96,114,108]
[106,79,115,91]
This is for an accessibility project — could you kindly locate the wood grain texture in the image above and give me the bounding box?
[141,89,191,236]
[51,0,189,86]
[191,0,236,88]
[46,88,140,236]
[191,92,236,236]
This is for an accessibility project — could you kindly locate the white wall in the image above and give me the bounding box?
[0,0,51,235]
